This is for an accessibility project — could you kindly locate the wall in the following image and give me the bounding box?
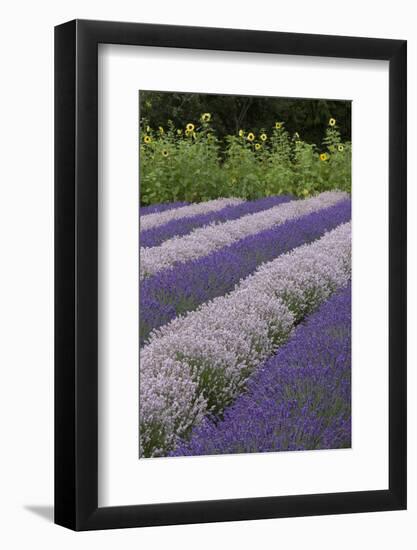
[0,0,415,547]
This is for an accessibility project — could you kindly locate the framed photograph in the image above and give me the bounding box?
[55,19,406,530]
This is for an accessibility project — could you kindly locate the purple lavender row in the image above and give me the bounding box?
[140,195,294,248]
[140,198,351,346]
[140,201,189,216]
[172,284,351,457]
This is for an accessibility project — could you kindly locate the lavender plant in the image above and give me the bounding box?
[172,285,351,456]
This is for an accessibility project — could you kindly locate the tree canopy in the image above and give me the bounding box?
[139,91,351,145]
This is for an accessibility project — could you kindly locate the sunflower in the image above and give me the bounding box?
[143,135,152,144]
[260,133,267,142]
[275,122,282,129]
[338,144,344,152]
[239,129,245,137]
[320,153,328,161]
[186,123,195,132]
[162,149,169,157]
[159,126,164,134]
[201,113,211,123]
[255,143,261,150]
[247,132,255,142]
[328,118,336,127]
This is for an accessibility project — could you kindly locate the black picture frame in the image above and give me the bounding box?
[54,19,407,531]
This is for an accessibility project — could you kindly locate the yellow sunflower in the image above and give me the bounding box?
[201,113,211,123]
[260,133,267,142]
[275,122,282,129]
[255,143,261,150]
[186,123,195,132]
[162,150,169,157]
[247,132,255,142]
[320,153,328,161]
[329,118,336,127]
[143,135,152,144]
[338,144,344,152]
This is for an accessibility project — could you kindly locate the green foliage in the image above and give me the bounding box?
[140,91,351,145]
[140,119,226,204]
[140,115,351,205]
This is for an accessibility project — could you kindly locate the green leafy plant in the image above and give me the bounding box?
[140,114,351,205]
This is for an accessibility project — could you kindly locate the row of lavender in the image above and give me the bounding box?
[172,284,351,456]
[139,207,351,459]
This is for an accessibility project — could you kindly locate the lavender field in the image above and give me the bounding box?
[139,192,351,458]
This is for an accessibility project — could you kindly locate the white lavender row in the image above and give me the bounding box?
[140,191,348,279]
[140,197,244,231]
[139,222,351,457]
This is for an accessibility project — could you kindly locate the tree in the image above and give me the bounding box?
[139,91,351,145]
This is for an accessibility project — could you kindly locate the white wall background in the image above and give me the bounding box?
[0,0,415,547]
